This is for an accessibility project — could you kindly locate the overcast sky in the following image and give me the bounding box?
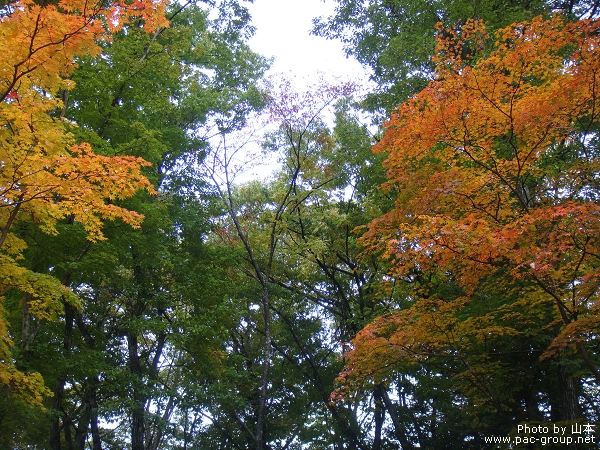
[227,0,372,182]
[246,0,369,86]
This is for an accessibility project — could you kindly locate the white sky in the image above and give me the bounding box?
[221,0,373,183]
[246,0,370,86]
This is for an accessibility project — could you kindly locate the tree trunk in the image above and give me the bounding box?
[255,284,272,450]
[49,374,67,450]
[373,386,385,450]
[128,332,145,450]
[90,384,102,450]
[557,365,579,422]
[381,389,414,450]
[50,302,75,450]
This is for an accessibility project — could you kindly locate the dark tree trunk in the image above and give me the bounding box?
[557,365,579,422]
[90,386,102,450]
[128,332,146,450]
[50,302,75,450]
[381,389,414,450]
[373,386,385,450]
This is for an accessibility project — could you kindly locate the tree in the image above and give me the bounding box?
[313,0,600,116]
[335,14,600,441]
[201,77,377,450]
[1,1,267,448]
[0,0,166,439]
[262,96,393,449]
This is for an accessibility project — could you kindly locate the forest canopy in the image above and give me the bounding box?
[335,12,600,419]
[0,0,599,449]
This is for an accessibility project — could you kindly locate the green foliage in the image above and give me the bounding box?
[1,1,267,448]
[313,0,558,115]
[8,0,600,448]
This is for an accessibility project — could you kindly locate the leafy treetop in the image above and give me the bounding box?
[0,0,167,410]
[334,14,600,403]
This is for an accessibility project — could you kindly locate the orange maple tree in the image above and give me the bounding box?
[0,0,167,407]
[334,15,600,407]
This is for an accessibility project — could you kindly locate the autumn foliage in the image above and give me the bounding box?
[0,0,166,408]
[334,16,600,405]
